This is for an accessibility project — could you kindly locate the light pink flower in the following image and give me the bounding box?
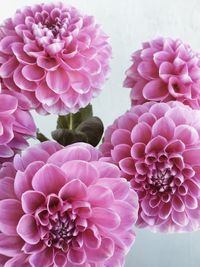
[0,2,111,115]
[0,90,36,163]
[100,101,200,232]
[0,141,138,266]
[123,37,200,108]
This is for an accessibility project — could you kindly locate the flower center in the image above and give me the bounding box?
[148,168,174,193]
[44,18,63,37]
[44,213,78,251]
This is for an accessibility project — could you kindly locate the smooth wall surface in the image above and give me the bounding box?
[1,0,200,266]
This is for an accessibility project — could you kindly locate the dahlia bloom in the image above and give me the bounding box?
[0,141,138,266]
[123,37,200,108]
[0,3,111,115]
[100,101,200,232]
[0,90,36,163]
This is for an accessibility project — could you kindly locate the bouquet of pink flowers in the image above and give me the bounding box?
[0,2,200,267]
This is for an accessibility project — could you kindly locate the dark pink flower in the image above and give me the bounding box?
[0,90,36,163]
[0,141,138,266]
[123,37,200,108]
[0,3,111,115]
[101,101,200,232]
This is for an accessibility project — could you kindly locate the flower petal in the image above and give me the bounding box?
[32,164,66,195]
[17,214,40,244]
[0,199,23,235]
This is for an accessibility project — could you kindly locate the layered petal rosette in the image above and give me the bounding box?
[0,90,36,163]
[123,37,200,108]
[0,141,138,266]
[0,2,111,115]
[101,101,200,232]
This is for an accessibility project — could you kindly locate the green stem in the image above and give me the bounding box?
[69,113,73,130]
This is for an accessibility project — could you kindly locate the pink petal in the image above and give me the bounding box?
[131,122,151,144]
[68,248,86,265]
[111,144,131,162]
[0,94,17,115]
[174,125,199,145]
[88,185,114,206]
[46,42,65,55]
[14,161,44,199]
[149,102,170,119]
[21,190,45,213]
[22,64,45,81]
[0,145,14,158]
[0,57,19,78]
[152,117,175,140]
[114,200,138,230]
[131,143,145,159]
[143,79,168,100]
[0,233,23,257]
[61,160,99,186]
[0,199,23,235]
[86,237,114,262]
[48,145,94,166]
[183,149,200,165]
[29,247,53,267]
[47,194,62,215]
[13,67,37,91]
[172,195,185,212]
[91,207,120,230]
[12,42,36,64]
[46,67,70,93]
[0,36,20,53]
[59,179,87,201]
[159,202,171,220]
[17,214,40,244]
[185,195,198,209]
[32,164,66,195]
[69,71,91,93]
[0,178,15,200]
[159,62,174,81]
[83,228,101,249]
[111,129,131,146]
[91,161,120,178]
[137,61,158,79]
[153,51,172,67]
[37,56,60,71]
[4,253,29,267]
[35,81,59,105]
[164,140,185,153]
[171,210,189,226]
[119,157,136,175]
[54,253,67,266]
[96,178,130,200]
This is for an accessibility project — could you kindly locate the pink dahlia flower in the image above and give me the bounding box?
[0,3,111,115]
[123,37,200,108]
[100,101,200,232]
[0,141,138,266]
[0,90,36,163]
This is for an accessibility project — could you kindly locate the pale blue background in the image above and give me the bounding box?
[1,0,200,266]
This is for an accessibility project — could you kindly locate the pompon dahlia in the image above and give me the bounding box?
[123,37,200,108]
[100,101,200,232]
[0,2,111,115]
[0,141,138,266]
[0,90,36,163]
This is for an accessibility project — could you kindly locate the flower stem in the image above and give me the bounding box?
[69,113,73,130]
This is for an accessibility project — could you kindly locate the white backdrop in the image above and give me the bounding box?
[1,0,200,266]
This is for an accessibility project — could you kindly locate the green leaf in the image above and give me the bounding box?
[36,131,49,142]
[76,116,104,147]
[57,104,93,130]
[51,129,88,146]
